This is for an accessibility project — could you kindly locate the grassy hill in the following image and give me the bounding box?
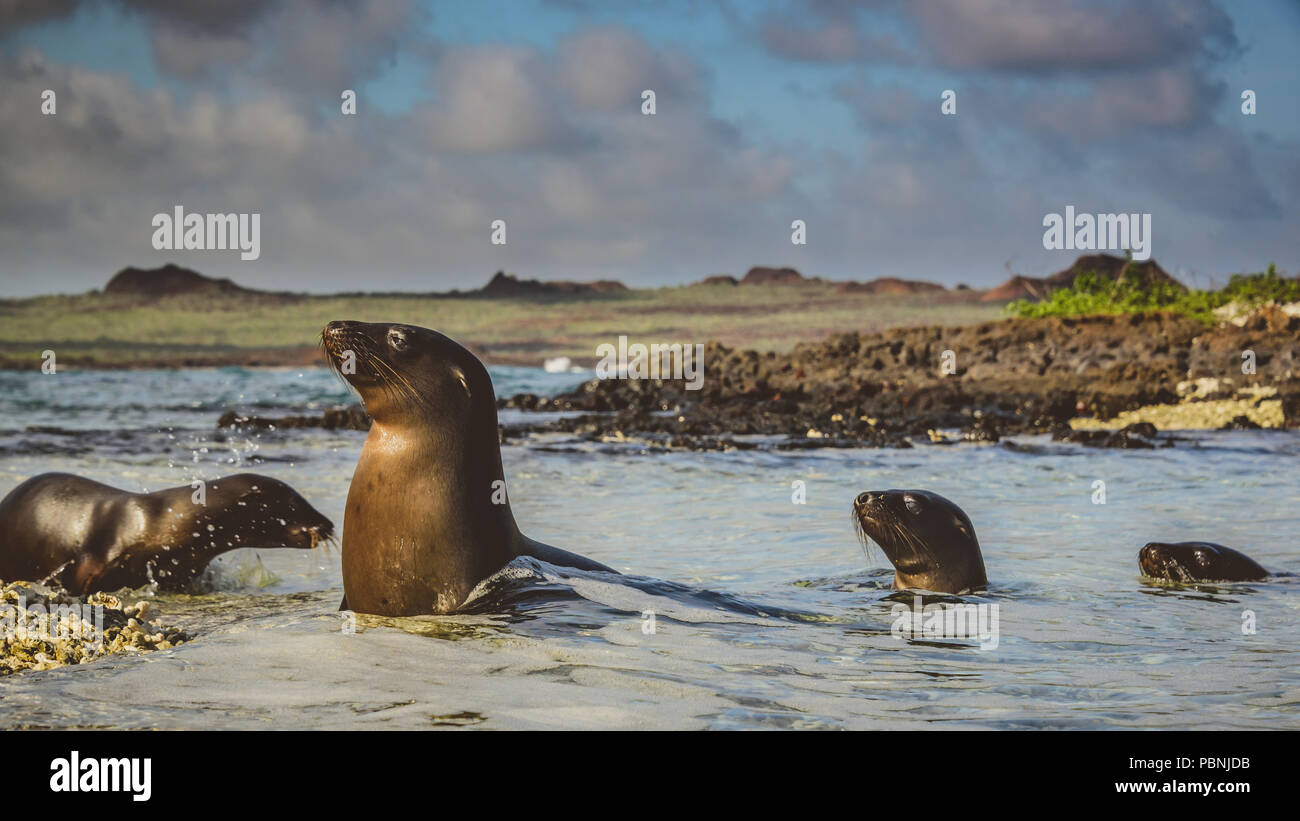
[0,282,1003,369]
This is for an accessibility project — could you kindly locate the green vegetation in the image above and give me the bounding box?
[0,283,1004,369]
[1005,264,1298,324]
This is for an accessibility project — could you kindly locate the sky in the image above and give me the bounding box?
[0,0,1297,296]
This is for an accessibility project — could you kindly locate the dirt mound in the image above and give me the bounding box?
[479,271,628,297]
[980,275,1049,302]
[739,266,806,285]
[696,274,739,286]
[981,254,1183,302]
[104,264,255,297]
[835,277,947,295]
[1045,254,1182,289]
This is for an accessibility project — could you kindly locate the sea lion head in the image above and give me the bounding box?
[852,489,987,593]
[1138,541,1268,582]
[321,320,492,427]
[206,474,335,550]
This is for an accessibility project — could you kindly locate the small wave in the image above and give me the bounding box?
[462,556,829,626]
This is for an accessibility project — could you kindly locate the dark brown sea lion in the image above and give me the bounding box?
[1138,541,1273,582]
[321,320,614,616]
[0,472,333,594]
[852,489,988,594]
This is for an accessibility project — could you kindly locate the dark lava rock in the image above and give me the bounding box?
[1221,415,1261,430]
[217,406,370,431]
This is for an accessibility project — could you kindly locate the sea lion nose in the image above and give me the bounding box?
[323,320,359,338]
[855,492,876,507]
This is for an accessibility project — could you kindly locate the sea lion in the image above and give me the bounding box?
[852,489,987,594]
[1138,541,1273,582]
[0,472,333,594]
[321,320,614,616]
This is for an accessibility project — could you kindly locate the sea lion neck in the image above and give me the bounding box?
[360,416,525,548]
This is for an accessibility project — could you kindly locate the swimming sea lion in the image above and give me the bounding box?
[1138,541,1272,582]
[852,489,988,594]
[0,472,333,594]
[321,320,614,616]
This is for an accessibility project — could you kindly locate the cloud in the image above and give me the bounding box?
[751,0,1239,74]
[759,14,905,63]
[0,0,421,94]
[834,80,930,131]
[149,28,255,80]
[0,0,270,35]
[0,0,80,31]
[0,1,1293,296]
[0,27,801,293]
[822,64,1292,280]
[422,45,580,154]
[909,0,1239,73]
[118,0,276,34]
[557,25,702,110]
[144,0,422,93]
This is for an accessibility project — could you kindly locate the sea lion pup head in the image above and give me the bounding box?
[852,489,988,594]
[1138,541,1269,582]
[203,474,335,550]
[321,320,490,429]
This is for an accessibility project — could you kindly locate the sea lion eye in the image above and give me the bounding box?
[388,329,408,351]
[903,495,923,515]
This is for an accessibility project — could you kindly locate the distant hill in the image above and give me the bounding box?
[736,268,946,294]
[99,261,1185,306]
[739,266,810,285]
[104,264,259,297]
[478,270,628,297]
[982,275,1048,302]
[982,254,1183,302]
[695,274,739,286]
[835,277,947,295]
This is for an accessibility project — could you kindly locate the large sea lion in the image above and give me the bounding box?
[852,489,988,594]
[1138,541,1274,582]
[321,320,614,616]
[0,472,333,594]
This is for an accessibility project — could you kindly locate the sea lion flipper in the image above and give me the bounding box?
[339,596,349,611]
[521,538,618,574]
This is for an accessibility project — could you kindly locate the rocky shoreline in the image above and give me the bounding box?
[1,582,189,676]
[217,309,1300,451]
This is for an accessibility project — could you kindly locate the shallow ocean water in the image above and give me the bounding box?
[0,367,1297,729]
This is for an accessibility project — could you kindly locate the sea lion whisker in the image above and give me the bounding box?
[890,518,931,565]
[904,526,940,567]
[367,353,422,409]
[351,342,420,407]
[851,510,877,562]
